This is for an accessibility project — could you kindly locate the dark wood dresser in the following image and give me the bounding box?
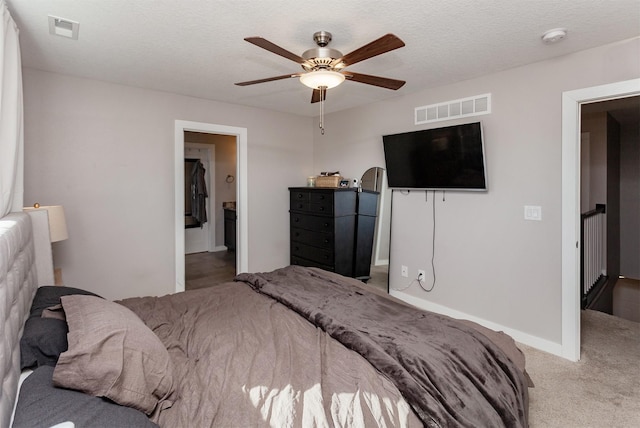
[289,187,378,281]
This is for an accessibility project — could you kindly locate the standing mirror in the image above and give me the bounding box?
[360,167,391,292]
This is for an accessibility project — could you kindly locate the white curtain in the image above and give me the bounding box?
[0,0,23,217]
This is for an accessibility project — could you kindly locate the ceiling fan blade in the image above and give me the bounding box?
[335,34,405,67]
[345,72,406,90]
[235,74,300,86]
[311,88,327,103]
[244,37,306,64]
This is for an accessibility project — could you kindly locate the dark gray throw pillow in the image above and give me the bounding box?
[19,317,68,368]
[27,286,102,319]
[20,286,102,369]
[12,366,158,428]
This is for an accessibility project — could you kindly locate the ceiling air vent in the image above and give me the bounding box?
[48,16,79,40]
[415,93,491,125]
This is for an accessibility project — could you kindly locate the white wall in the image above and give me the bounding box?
[313,38,640,348]
[23,69,313,300]
[582,113,608,210]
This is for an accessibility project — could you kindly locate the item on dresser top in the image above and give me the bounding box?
[315,175,342,187]
[20,286,102,369]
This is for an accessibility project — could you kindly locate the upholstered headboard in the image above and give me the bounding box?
[0,212,38,428]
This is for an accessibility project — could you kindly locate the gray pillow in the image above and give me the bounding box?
[53,295,175,416]
[12,366,158,428]
[20,286,102,369]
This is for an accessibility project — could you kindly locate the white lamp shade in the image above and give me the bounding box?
[23,205,69,242]
[299,70,345,89]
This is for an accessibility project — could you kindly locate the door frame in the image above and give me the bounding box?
[561,78,639,361]
[175,120,248,293]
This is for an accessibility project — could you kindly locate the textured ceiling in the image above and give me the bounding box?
[6,0,640,117]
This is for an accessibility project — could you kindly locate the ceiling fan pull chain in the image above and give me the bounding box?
[319,86,326,135]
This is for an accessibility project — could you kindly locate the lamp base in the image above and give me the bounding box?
[54,267,63,286]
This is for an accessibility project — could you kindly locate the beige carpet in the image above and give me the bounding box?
[613,277,640,323]
[522,310,640,427]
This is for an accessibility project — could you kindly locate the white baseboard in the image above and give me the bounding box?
[389,289,564,358]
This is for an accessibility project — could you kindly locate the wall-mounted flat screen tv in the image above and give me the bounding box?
[382,122,487,191]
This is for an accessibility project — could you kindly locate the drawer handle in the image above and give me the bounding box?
[297,193,304,199]
[319,195,325,200]
[323,223,329,227]
[324,239,329,243]
[294,246,299,252]
[319,206,324,211]
[295,232,300,237]
[294,217,300,223]
[297,203,304,209]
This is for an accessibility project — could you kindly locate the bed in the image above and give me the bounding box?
[1,212,529,427]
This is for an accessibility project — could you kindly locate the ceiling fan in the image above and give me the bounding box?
[235,31,406,104]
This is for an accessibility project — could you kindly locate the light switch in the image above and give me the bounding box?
[524,205,542,221]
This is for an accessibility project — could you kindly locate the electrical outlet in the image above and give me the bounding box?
[418,269,426,281]
[401,265,408,278]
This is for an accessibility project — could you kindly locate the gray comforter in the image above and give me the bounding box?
[236,266,529,428]
[121,271,422,427]
[121,266,528,427]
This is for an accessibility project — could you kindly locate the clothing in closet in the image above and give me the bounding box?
[190,160,208,225]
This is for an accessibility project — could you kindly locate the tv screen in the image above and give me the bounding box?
[382,122,487,191]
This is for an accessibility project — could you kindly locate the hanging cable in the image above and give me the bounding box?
[419,190,436,292]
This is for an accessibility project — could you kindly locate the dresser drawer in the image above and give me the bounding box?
[291,241,334,266]
[290,190,310,211]
[290,213,334,232]
[291,227,333,249]
[290,190,334,214]
[309,201,333,214]
[310,191,333,203]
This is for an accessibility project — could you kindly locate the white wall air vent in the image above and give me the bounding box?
[415,93,491,125]
[48,16,79,40]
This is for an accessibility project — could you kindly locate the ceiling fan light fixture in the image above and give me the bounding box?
[299,70,345,89]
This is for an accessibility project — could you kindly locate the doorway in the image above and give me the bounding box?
[183,137,237,290]
[561,78,639,361]
[174,120,248,293]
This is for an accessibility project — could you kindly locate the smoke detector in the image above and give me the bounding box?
[48,16,79,40]
[541,28,567,44]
